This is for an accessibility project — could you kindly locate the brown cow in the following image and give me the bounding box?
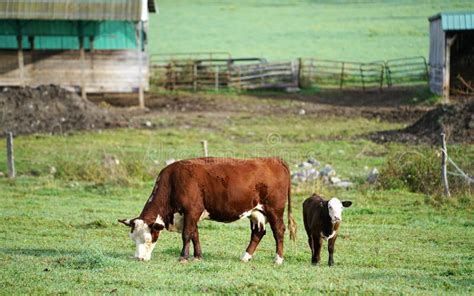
[119,157,297,264]
[303,193,352,266]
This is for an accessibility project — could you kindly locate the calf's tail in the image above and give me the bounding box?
[287,184,297,242]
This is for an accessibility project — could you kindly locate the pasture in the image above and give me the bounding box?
[150,0,474,61]
[0,93,473,294]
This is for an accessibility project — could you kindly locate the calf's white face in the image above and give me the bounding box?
[328,198,352,223]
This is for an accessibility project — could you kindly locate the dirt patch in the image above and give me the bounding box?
[0,85,129,136]
[369,102,474,144]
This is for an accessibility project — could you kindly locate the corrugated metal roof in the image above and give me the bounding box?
[429,12,474,31]
[0,0,145,21]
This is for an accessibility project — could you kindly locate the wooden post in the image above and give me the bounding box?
[339,62,345,90]
[79,36,87,100]
[214,65,219,91]
[28,36,34,63]
[443,35,457,104]
[137,21,145,108]
[17,36,25,87]
[379,65,384,91]
[297,58,303,88]
[360,66,365,91]
[201,140,208,157]
[6,132,15,179]
[193,61,198,91]
[441,132,450,198]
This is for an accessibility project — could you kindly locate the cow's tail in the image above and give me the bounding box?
[287,181,297,242]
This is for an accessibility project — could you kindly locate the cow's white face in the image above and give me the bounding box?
[129,219,156,261]
[328,198,352,223]
[119,218,162,261]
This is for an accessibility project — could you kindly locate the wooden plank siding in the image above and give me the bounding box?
[429,18,445,95]
[0,50,148,92]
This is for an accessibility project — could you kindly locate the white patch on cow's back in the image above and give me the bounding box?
[129,219,156,261]
[240,252,252,262]
[274,254,284,265]
[328,198,343,223]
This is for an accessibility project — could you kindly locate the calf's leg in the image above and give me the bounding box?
[328,234,337,266]
[311,235,322,265]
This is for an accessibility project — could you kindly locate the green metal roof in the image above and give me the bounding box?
[0,0,154,21]
[429,12,474,31]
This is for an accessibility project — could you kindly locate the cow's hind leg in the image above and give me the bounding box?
[241,221,266,262]
[267,210,285,265]
[192,227,203,261]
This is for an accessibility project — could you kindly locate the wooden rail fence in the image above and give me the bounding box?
[150,53,429,91]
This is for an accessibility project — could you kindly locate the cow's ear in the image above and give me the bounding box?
[118,219,132,226]
[151,223,165,231]
[319,201,324,207]
[342,201,353,208]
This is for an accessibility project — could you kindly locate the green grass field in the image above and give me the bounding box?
[149,0,474,61]
[0,94,473,294]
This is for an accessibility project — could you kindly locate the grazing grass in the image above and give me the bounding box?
[149,0,474,61]
[0,101,473,294]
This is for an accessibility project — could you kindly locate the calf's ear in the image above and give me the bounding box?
[118,219,132,226]
[342,201,353,208]
[151,223,165,231]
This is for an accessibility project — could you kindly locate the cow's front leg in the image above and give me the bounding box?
[241,221,266,262]
[192,227,203,261]
[179,214,198,263]
[328,234,337,266]
[267,210,285,265]
[311,235,322,265]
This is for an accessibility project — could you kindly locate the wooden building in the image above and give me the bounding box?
[429,12,474,102]
[0,0,157,106]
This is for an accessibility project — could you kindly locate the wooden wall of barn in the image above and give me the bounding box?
[0,50,149,92]
[429,18,445,95]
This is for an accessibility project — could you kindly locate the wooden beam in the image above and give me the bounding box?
[17,36,25,87]
[79,36,87,100]
[137,21,145,108]
[443,34,457,104]
[6,132,16,179]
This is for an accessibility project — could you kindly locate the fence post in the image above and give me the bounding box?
[193,61,198,91]
[441,132,450,198]
[6,132,15,179]
[297,58,303,88]
[201,140,208,157]
[215,65,219,91]
[339,62,345,90]
[422,57,429,86]
[379,64,384,91]
[360,66,365,91]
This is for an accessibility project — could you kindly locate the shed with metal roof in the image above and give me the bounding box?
[0,0,157,106]
[428,12,474,101]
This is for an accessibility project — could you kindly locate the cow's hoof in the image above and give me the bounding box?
[240,252,252,262]
[192,256,203,262]
[274,254,284,265]
[178,257,189,264]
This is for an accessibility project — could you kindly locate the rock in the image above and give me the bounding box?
[143,120,153,128]
[0,172,4,177]
[307,158,320,166]
[320,164,336,177]
[367,168,379,184]
[165,158,176,165]
[333,181,353,188]
[298,109,306,115]
[49,166,57,175]
[153,160,160,165]
[103,154,120,167]
[329,176,341,184]
[298,162,312,169]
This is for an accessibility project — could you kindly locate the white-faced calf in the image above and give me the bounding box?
[303,194,352,266]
